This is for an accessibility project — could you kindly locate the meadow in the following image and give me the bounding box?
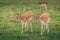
[0,0,60,40]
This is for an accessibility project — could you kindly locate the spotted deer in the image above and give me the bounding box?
[35,12,50,35]
[16,10,33,33]
[39,2,47,11]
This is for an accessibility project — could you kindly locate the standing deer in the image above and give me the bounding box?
[16,10,33,33]
[39,2,47,11]
[35,12,50,35]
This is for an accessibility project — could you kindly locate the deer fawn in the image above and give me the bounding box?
[16,10,33,33]
[39,2,47,11]
[35,12,50,35]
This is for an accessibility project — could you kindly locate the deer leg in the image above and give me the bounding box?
[40,24,44,35]
[21,23,24,33]
[45,6,47,10]
[30,21,33,32]
[25,22,28,32]
[45,23,49,33]
[41,6,44,12]
[43,24,45,33]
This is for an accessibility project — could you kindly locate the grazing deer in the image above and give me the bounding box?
[39,2,47,11]
[35,12,50,35]
[16,10,33,33]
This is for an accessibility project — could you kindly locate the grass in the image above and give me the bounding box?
[0,0,60,40]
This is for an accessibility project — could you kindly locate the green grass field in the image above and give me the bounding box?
[0,0,60,40]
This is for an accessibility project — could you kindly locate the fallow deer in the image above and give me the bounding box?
[39,2,47,11]
[35,12,50,35]
[16,10,33,33]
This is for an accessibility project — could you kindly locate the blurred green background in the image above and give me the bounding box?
[0,0,60,40]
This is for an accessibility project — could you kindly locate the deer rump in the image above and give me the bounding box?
[40,13,50,23]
